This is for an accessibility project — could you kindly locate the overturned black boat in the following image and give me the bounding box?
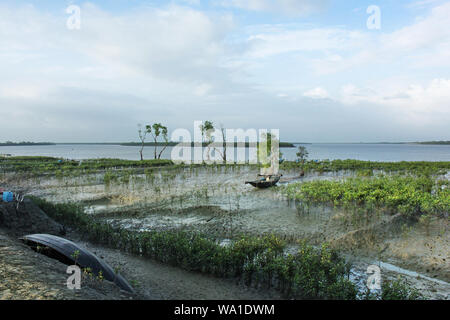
[245,174,282,189]
[20,233,134,293]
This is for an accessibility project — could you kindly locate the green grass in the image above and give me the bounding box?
[380,277,424,300]
[0,157,174,178]
[281,159,450,176]
[2,157,449,179]
[0,156,260,179]
[361,277,424,300]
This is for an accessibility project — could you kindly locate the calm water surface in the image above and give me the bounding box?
[0,143,449,162]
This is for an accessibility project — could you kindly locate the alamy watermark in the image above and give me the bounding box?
[367,5,381,30]
[64,4,379,33]
[170,121,280,174]
[66,5,81,30]
[66,265,81,290]
[366,265,381,290]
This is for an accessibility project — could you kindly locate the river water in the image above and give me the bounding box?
[1,143,449,162]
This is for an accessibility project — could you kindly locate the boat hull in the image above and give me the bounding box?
[245,175,281,188]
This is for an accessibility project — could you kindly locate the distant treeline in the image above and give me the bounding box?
[414,141,450,145]
[0,141,55,146]
[121,142,295,148]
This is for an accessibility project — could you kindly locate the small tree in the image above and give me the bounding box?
[149,123,169,160]
[212,123,227,163]
[199,121,214,143]
[258,132,282,164]
[296,146,309,164]
[138,124,151,161]
[257,132,282,174]
[157,126,169,160]
[219,124,227,163]
[199,121,214,162]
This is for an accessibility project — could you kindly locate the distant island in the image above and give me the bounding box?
[320,141,450,145]
[0,141,55,146]
[121,142,296,148]
[2,141,447,147]
[1,141,295,148]
[413,141,450,145]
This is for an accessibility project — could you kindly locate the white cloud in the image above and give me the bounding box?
[389,78,450,113]
[407,0,444,9]
[0,3,243,104]
[239,2,450,76]
[194,83,213,96]
[303,87,329,99]
[178,0,201,5]
[75,4,234,83]
[218,0,328,16]
[0,84,46,100]
[0,3,235,82]
[382,3,450,53]
[245,28,367,59]
[0,3,243,141]
[0,2,449,142]
[337,78,450,126]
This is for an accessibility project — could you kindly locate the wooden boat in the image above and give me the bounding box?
[20,234,134,293]
[245,174,282,188]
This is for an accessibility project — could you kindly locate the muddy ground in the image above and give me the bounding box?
[1,166,449,299]
[0,229,136,300]
[0,200,281,300]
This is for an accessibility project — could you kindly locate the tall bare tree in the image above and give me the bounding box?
[138,124,151,161]
[213,123,227,163]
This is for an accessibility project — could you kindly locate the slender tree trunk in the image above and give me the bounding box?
[158,143,168,159]
[223,144,226,162]
[206,144,211,162]
[222,127,226,163]
[140,143,144,161]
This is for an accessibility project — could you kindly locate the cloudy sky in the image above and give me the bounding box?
[0,0,449,142]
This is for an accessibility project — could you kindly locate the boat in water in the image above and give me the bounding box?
[245,174,282,189]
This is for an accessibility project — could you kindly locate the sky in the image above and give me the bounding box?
[0,0,449,143]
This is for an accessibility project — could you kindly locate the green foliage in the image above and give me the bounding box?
[199,121,214,142]
[381,277,423,300]
[283,176,449,217]
[31,197,357,300]
[280,159,450,176]
[148,123,169,159]
[71,249,80,263]
[0,142,54,146]
[360,277,424,300]
[4,157,448,182]
[0,157,173,178]
[257,132,282,167]
[296,146,309,164]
